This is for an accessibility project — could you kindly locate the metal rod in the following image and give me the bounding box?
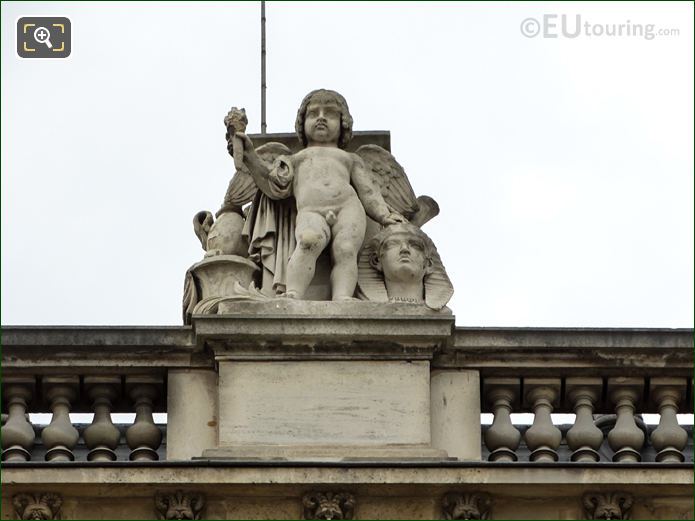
[261,0,267,134]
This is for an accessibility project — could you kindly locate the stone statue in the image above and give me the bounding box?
[182,137,291,323]
[234,89,407,300]
[357,222,453,310]
[182,88,451,321]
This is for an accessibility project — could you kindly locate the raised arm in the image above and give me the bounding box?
[231,132,291,199]
[350,154,405,225]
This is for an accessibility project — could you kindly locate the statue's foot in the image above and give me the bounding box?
[280,290,300,299]
[333,296,360,302]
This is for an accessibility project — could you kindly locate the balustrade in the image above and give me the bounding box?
[1,377,36,461]
[1,373,165,462]
[481,375,692,463]
[1,327,692,466]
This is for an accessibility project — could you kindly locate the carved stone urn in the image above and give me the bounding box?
[189,255,259,315]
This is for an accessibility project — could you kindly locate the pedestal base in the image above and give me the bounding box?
[201,444,449,462]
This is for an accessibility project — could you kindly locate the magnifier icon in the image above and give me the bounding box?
[33,26,53,49]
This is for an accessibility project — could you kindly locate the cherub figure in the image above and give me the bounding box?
[235,89,406,300]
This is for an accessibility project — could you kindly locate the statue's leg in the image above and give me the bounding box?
[285,210,330,299]
[330,201,367,300]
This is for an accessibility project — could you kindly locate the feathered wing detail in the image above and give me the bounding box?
[355,144,420,219]
[411,195,440,228]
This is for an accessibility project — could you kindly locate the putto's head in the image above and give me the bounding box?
[295,89,353,149]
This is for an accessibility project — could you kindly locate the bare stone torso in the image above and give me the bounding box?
[292,147,358,213]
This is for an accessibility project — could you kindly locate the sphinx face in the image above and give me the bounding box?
[379,232,428,285]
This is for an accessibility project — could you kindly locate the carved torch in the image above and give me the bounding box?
[224,107,249,171]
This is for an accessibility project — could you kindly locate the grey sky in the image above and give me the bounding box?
[2,1,693,327]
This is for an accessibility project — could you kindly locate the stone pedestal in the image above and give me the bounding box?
[193,301,457,461]
[431,370,481,461]
[167,369,218,460]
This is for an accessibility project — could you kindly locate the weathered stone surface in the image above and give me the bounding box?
[12,493,62,520]
[154,490,205,520]
[167,369,218,460]
[2,475,693,520]
[213,360,433,460]
[1,326,201,372]
[430,370,481,461]
[194,301,453,358]
[442,492,492,520]
[442,327,693,378]
[302,491,355,520]
[583,491,633,519]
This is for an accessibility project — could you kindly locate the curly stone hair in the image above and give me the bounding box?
[295,89,353,149]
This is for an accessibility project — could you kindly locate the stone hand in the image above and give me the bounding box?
[234,132,256,159]
[382,212,407,225]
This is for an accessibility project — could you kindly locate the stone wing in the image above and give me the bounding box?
[355,144,420,219]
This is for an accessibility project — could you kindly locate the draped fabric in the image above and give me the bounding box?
[242,192,297,296]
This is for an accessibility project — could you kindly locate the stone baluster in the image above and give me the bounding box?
[649,377,688,463]
[41,377,80,461]
[483,378,521,462]
[126,376,163,461]
[565,378,604,462]
[606,377,644,462]
[1,377,36,461]
[83,376,122,462]
[523,379,562,462]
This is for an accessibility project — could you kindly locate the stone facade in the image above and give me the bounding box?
[2,322,692,520]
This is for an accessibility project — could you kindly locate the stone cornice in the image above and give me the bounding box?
[193,301,455,360]
[2,463,692,487]
[1,326,205,372]
[435,327,693,376]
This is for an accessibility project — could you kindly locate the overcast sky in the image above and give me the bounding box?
[2,1,693,328]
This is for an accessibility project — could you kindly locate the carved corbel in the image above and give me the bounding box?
[12,493,63,520]
[154,490,205,520]
[442,492,492,520]
[302,491,356,520]
[583,492,634,519]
